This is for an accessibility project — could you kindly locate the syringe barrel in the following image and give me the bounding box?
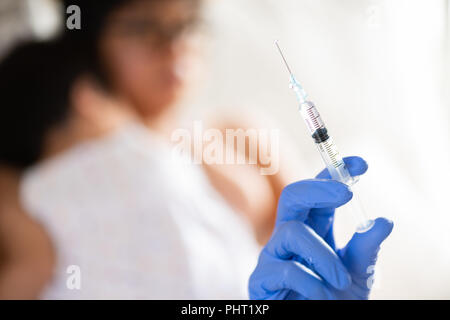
[298,101,353,184]
[316,137,355,186]
[316,137,372,232]
[299,101,373,232]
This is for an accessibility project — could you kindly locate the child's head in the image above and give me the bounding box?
[0,40,131,169]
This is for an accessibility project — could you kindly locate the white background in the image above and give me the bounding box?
[2,0,450,299]
[194,0,450,299]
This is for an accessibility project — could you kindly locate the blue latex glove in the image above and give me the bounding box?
[249,156,393,300]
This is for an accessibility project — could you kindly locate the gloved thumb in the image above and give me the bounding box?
[339,217,393,278]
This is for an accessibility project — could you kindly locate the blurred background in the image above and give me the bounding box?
[1,0,449,299]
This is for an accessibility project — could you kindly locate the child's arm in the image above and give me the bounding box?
[0,167,55,299]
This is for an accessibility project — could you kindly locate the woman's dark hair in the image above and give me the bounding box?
[61,0,142,86]
[0,39,88,168]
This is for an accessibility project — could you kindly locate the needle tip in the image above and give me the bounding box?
[274,40,282,51]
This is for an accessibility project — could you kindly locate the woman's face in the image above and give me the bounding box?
[99,0,202,118]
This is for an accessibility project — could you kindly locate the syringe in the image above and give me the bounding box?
[275,41,373,232]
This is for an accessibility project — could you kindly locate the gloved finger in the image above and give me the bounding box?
[340,217,394,278]
[315,156,368,180]
[251,255,334,300]
[309,156,367,238]
[306,210,334,239]
[304,218,337,250]
[276,179,352,226]
[266,220,351,290]
[323,222,336,250]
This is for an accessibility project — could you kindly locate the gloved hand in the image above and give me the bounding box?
[249,156,393,300]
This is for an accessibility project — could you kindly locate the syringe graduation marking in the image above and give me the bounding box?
[307,107,321,130]
[322,140,341,168]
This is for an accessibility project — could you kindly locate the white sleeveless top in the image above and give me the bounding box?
[20,123,260,299]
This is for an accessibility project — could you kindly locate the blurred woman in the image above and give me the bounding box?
[62,0,293,243]
[0,36,261,298]
[0,0,290,299]
[0,40,142,298]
